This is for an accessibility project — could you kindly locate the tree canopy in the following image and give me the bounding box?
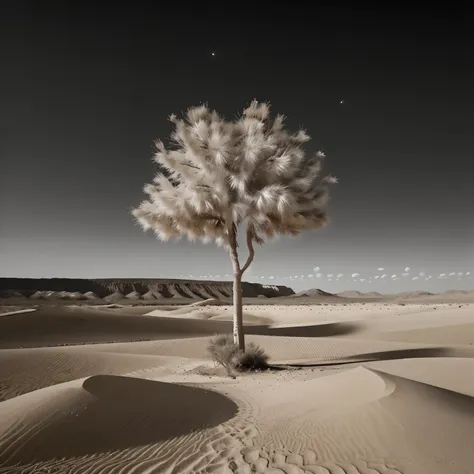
[132,100,336,249]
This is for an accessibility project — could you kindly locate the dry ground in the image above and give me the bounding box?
[1,299,474,473]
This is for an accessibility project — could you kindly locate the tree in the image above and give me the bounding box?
[131,100,337,351]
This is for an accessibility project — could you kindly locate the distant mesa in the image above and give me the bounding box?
[336,290,384,298]
[84,291,100,300]
[68,291,86,300]
[0,290,23,298]
[336,290,366,298]
[125,291,142,300]
[142,290,159,300]
[364,291,383,298]
[0,277,294,301]
[442,289,470,295]
[394,291,435,299]
[30,290,46,299]
[293,288,335,298]
[1,278,472,302]
[104,291,124,302]
[57,291,72,299]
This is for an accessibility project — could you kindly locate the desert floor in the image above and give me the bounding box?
[1,301,474,473]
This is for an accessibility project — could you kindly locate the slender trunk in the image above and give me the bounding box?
[232,271,245,351]
[229,231,245,351]
[228,221,255,353]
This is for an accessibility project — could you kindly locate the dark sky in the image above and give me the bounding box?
[1,2,473,292]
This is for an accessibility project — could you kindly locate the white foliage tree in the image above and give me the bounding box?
[132,100,336,350]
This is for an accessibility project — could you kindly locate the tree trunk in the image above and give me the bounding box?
[229,231,245,352]
[232,271,245,351]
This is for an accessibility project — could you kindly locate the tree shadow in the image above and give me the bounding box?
[247,321,363,338]
[270,346,451,369]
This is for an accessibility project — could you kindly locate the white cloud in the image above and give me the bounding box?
[269,276,274,279]
[352,273,360,278]
[457,272,463,276]
[419,271,425,277]
[381,274,387,279]
[404,267,411,272]
[337,273,344,278]
[412,276,419,280]
[391,274,397,278]
[308,274,314,278]
[313,266,320,273]
[326,273,333,278]
[402,273,410,277]
[467,272,471,276]
[374,275,380,279]
[360,278,366,282]
[439,273,446,277]
[377,268,384,271]
[449,272,455,276]
[316,273,322,278]
[328,279,332,282]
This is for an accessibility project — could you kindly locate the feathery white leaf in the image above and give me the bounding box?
[132,99,336,247]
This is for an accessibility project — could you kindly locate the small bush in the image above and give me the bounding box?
[235,342,270,371]
[207,334,240,376]
[207,335,269,376]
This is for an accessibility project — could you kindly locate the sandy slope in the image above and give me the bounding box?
[1,301,474,473]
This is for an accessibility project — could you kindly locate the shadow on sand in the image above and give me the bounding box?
[252,321,364,338]
[0,306,363,349]
[270,346,451,369]
[0,375,238,464]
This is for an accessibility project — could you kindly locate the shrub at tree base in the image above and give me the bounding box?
[207,334,269,376]
[236,341,270,370]
[207,334,241,375]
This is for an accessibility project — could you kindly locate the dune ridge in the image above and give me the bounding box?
[1,299,474,473]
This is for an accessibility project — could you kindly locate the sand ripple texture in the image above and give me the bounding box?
[1,303,474,473]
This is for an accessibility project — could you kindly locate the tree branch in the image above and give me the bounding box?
[228,220,241,275]
[240,222,255,275]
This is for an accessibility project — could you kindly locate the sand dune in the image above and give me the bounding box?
[232,367,474,473]
[0,306,237,349]
[0,375,238,467]
[1,299,474,473]
[0,346,191,402]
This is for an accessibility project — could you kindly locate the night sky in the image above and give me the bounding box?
[1,2,473,293]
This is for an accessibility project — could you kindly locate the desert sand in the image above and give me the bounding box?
[1,298,474,473]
